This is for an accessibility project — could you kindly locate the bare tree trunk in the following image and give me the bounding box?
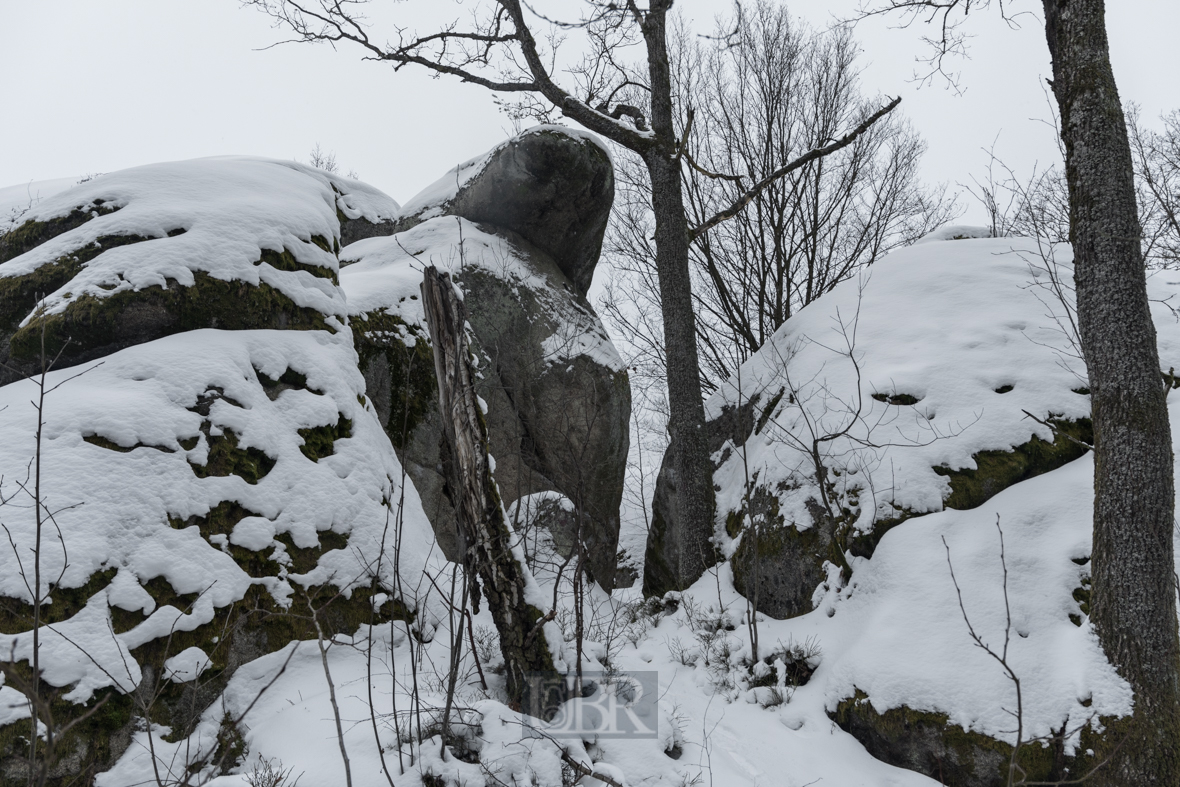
[420,266,566,710]
[641,2,716,589]
[1042,1,1180,782]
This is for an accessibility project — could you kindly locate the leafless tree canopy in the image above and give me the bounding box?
[1130,107,1180,269]
[964,106,1180,270]
[603,3,955,390]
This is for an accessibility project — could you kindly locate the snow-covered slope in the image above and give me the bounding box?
[640,230,1180,785]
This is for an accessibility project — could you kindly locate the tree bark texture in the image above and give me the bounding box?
[1042,1,1180,782]
[420,266,565,710]
[641,3,717,589]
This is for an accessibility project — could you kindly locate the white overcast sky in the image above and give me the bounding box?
[2,0,1178,223]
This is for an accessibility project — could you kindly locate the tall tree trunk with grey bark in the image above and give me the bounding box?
[1043,1,1180,782]
[640,3,716,588]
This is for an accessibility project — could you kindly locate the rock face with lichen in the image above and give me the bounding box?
[0,158,434,784]
[342,126,631,589]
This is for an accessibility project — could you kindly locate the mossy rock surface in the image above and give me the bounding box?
[832,690,1068,787]
[2,269,335,386]
[351,310,436,449]
[0,201,121,265]
[710,416,1092,617]
[350,309,469,562]
[731,492,836,620]
[298,414,352,462]
[0,533,411,787]
[0,231,151,332]
[0,675,135,787]
[1,217,339,386]
[935,418,1092,510]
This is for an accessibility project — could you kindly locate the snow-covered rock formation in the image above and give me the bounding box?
[0,157,435,782]
[645,228,1180,785]
[342,127,631,589]
[5,138,1179,787]
[0,129,631,783]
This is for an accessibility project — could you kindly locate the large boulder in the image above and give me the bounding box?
[0,159,436,783]
[393,125,613,296]
[645,232,1106,612]
[643,229,1180,785]
[342,126,631,588]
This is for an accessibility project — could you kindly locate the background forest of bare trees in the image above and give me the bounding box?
[601,1,957,394]
[965,103,1180,269]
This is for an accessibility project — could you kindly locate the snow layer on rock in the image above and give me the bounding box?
[164,646,213,683]
[912,224,998,243]
[0,157,397,325]
[709,236,1180,538]
[0,327,439,701]
[0,176,80,229]
[397,124,612,222]
[340,215,624,371]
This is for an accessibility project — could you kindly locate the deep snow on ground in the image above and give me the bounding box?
[3,151,1180,786]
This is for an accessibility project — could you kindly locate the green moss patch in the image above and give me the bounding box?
[257,243,338,285]
[0,232,152,332]
[169,500,258,540]
[0,568,118,635]
[83,434,176,454]
[167,501,286,578]
[731,496,833,620]
[0,677,133,787]
[832,690,1066,787]
[188,429,276,485]
[0,201,121,264]
[274,530,348,574]
[0,546,413,785]
[934,417,1092,510]
[298,414,352,462]
[8,271,334,369]
[351,310,436,449]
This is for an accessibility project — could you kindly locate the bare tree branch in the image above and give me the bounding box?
[689,96,902,242]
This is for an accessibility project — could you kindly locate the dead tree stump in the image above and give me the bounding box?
[420,265,567,712]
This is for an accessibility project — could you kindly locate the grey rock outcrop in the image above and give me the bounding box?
[394,126,614,296]
[345,126,631,588]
